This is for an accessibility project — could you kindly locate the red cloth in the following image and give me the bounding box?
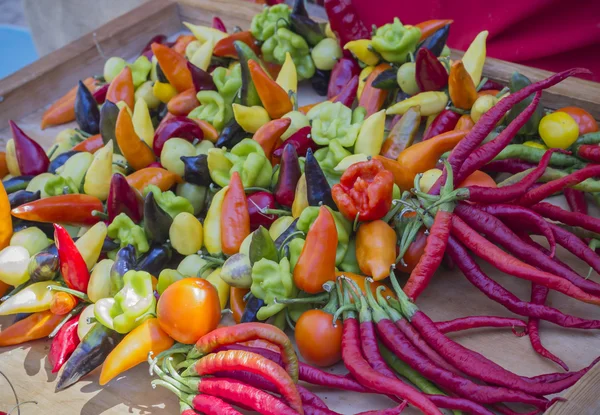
[352,0,600,82]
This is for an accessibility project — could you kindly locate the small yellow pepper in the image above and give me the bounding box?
[232,104,271,133]
[334,154,369,173]
[183,22,228,44]
[153,82,178,104]
[276,52,298,96]
[190,39,214,71]
[344,40,380,66]
[83,141,113,201]
[354,110,386,156]
[75,222,108,271]
[5,139,20,176]
[462,30,488,86]
[205,267,230,309]
[387,91,448,116]
[132,98,155,147]
[357,66,374,100]
[204,186,228,255]
[292,174,308,218]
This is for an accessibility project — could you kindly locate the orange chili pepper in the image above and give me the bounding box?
[335,271,395,301]
[0,179,11,250]
[0,152,8,178]
[126,167,183,192]
[11,194,103,226]
[372,155,407,189]
[115,107,156,171]
[152,43,194,93]
[50,292,77,315]
[106,66,135,110]
[253,118,291,160]
[298,101,321,115]
[478,89,500,97]
[41,77,96,129]
[448,61,478,110]
[167,88,199,116]
[414,19,454,41]
[214,31,261,58]
[356,220,397,281]
[0,281,10,298]
[248,60,292,119]
[192,119,219,143]
[172,34,196,55]
[71,134,103,153]
[293,206,338,294]
[0,310,63,347]
[221,172,250,256]
[230,287,249,324]
[454,114,475,131]
[358,63,391,117]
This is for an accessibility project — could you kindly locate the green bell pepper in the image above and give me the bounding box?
[307,102,365,147]
[314,139,352,176]
[107,213,149,254]
[297,206,350,265]
[157,268,184,295]
[143,184,193,219]
[338,237,361,274]
[212,64,242,104]
[44,175,79,196]
[94,270,156,334]
[251,256,297,321]
[250,4,291,42]
[261,28,315,80]
[371,18,421,63]
[207,138,272,188]
[188,90,232,132]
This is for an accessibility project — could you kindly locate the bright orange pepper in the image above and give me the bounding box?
[449,61,478,110]
[220,172,250,256]
[152,43,194,93]
[458,170,497,188]
[41,77,96,129]
[248,60,292,119]
[454,114,475,131]
[358,63,391,117]
[115,107,156,171]
[0,281,9,298]
[372,155,410,189]
[50,292,77,315]
[0,182,13,249]
[126,167,183,192]
[298,101,322,115]
[294,206,338,294]
[192,119,219,143]
[414,19,454,41]
[0,311,63,347]
[356,220,397,281]
[171,34,196,55]
[230,287,249,324]
[0,152,8,179]
[167,88,199,116]
[253,118,291,160]
[335,271,395,301]
[214,31,261,58]
[71,134,103,153]
[11,194,103,226]
[106,66,135,110]
[477,89,500,97]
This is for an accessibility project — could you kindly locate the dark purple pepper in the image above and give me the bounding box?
[106,173,143,223]
[187,61,217,93]
[274,144,302,208]
[415,48,448,92]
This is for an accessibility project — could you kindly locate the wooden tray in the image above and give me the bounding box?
[1,1,599,413]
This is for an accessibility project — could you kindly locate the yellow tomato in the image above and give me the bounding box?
[539,112,579,149]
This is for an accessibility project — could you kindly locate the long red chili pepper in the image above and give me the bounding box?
[576,144,600,163]
[11,194,103,226]
[48,316,80,373]
[532,201,600,235]
[446,235,600,329]
[184,350,303,415]
[190,322,298,383]
[548,222,600,275]
[564,188,588,215]
[451,215,600,305]
[482,159,536,175]
[54,224,91,292]
[192,394,241,415]
[435,316,527,334]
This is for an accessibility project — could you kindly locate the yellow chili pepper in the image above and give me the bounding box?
[292,174,308,218]
[325,23,336,40]
[5,139,20,176]
[204,186,228,255]
[386,91,448,116]
[462,30,488,86]
[232,104,271,133]
[153,81,178,104]
[344,40,380,66]
[357,66,374,100]
[354,109,386,156]
[205,267,230,310]
[132,98,155,147]
[276,52,298,96]
[83,141,113,201]
[190,39,214,71]
[0,281,60,315]
[269,216,295,241]
[75,222,108,271]
[183,22,228,44]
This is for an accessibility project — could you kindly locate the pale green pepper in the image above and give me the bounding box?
[143,184,193,218]
[188,90,231,132]
[250,256,297,320]
[371,18,421,63]
[288,238,304,270]
[177,254,212,278]
[129,56,152,88]
[107,213,149,254]
[262,28,315,80]
[207,138,272,188]
[338,237,361,274]
[44,175,79,196]
[307,102,365,147]
[212,64,242,104]
[9,227,51,256]
[157,269,184,295]
[88,259,113,302]
[75,222,108,271]
[176,183,208,215]
[314,139,352,175]
[250,4,291,41]
[297,206,350,265]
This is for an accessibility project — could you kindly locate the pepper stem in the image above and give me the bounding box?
[364,280,390,323]
[91,210,109,220]
[7,401,38,415]
[274,293,329,305]
[389,272,418,319]
[244,186,272,193]
[154,343,193,362]
[285,308,296,330]
[262,208,292,216]
[475,76,488,92]
[396,219,422,264]
[49,303,85,338]
[48,285,90,302]
[148,353,196,395]
[376,287,404,323]
[0,281,29,302]
[151,380,193,406]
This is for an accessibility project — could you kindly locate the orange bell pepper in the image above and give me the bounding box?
[0,310,63,347]
[126,167,183,192]
[248,59,292,119]
[167,88,199,116]
[221,172,250,256]
[152,43,194,93]
[172,34,196,55]
[99,318,174,385]
[214,31,261,58]
[415,19,454,41]
[106,66,135,110]
[356,220,397,281]
[449,61,478,110]
[71,134,103,153]
[294,206,338,294]
[230,287,249,324]
[115,107,156,171]
[0,181,12,249]
[454,114,475,131]
[11,194,103,226]
[358,63,391,117]
[335,271,395,300]
[192,119,219,143]
[40,77,96,129]
[253,118,291,160]
[0,152,8,178]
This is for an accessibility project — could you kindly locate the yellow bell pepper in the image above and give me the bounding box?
[387,91,448,116]
[205,267,230,309]
[334,154,369,173]
[344,40,380,66]
[83,141,113,200]
[357,66,374,100]
[153,82,178,104]
[354,110,386,156]
[232,104,271,133]
[462,30,488,86]
[183,22,228,44]
[132,98,155,147]
[190,39,214,71]
[292,174,308,218]
[276,52,298,96]
[204,186,228,255]
[75,222,108,271]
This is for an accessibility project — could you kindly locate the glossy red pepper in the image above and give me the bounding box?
[186,62,217,93]
[359,64,391,117]
[274,144,302,208]
[9,121,50,175]
[324,0,370,51]
[272,126,318,162]
[328,58,360,99]
[212,16,227,32]
[247,191,277,231]
[92,83,109,104]
[49,316,80,373]
[153,115,204,157]
[11,194,103,226]
[214,31,260,59]
[415,48,448,92]
[54,224,91,292]
[107,173,143,223]
[423,109,462,140]
[332,75,359,108]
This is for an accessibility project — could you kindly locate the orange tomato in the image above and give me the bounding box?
[459,170,497,188]
[395,229,428,274]
[556,106,599,135]
[230,286,249,324]
[157,278,221,344]
[295,309,342,367]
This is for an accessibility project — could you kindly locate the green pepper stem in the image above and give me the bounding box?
[382,200,406,223]
[244,186,272,193]
[396,219,422,264]
[448,106,469,115]
[49,303,85,338]
[285,308,296,331]
[155,344,193,362]
[262,208,292,216]
[48,285,90,302]
[332,304,355,325]
[389,272,418,319]
[495,87,510,98]
[91,210,109,220]
[364,280,389,322]
[274,293,329,305]
[151,380,192,405]
[199,255,225,265]
[0,281,29,302]
[475,76,488,92]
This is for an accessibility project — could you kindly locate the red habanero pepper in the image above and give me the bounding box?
[253,118,291,161]
[152,43,194,93]
[9,121,50,176]
[415,48,448,92]
[11,194,103,226]
[358,64,391,117]
[423,109,461,141]
[105,66,135,110]
[212,16,227,32]
[221,172,250,256]
[153,115,204,157]
[247,191,277,230]
[331,159,394,222]
[415,19,454,41]
[214,31,261,59]
[54,224,90,292]
[272,126,318,161]
[274,144,301,207]
[328,58,361,99]
[49,316,80,373]
[107,173,143,223]
[324,0,370,49]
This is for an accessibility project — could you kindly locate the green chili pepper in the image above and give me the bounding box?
[250,4,291,41]
[250,256,297,321]
[143,184,193,219]
[94,270,156,334]
[212,64,242,104]
[57,151,93,190]
[207,138,272,188]
[157,268,184,295]
[314,139,352,175]
[107,213,150,254]
[505,72,544,136]
[296,205,350,265]
[372,18,421,63]
[307,102,365,147]
[494,144,585,168]
[188,90,231,132]
[261,28,315,80]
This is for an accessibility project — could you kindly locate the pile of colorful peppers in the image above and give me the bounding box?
[1,0,600,413]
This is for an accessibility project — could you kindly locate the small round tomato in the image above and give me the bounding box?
[539,112,579,149]
[295,309,342,367]
[459,170,497,188]
[395,228,427,274]
[556,106,598,135]
[157,278,221,344]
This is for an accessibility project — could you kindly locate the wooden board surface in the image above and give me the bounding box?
[1,1,600,413]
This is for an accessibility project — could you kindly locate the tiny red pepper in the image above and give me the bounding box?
[213,31,261,59]
[415,48,449,92]
[247,191,277,231]
[153,115,204,157]
[49,316,80,373]
[11,194,103,226]
[92,83,109,104]
[423,109,462,141]
[9,120,50,176]
[274,144,302,208]
[221,172,251,256]
[212,16,227,33]
[328,57,361,99]
[331,159,394,222]
[54,224,91,292]
[107,173,143,223]
[272,126,318,161]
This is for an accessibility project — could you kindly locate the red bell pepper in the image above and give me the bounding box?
[9,120,50,176]
[54,224,91,292]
